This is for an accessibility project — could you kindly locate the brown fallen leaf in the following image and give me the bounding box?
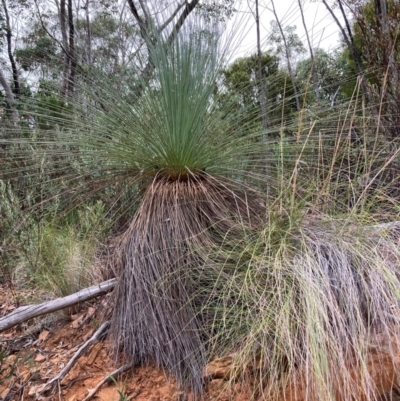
[35,353,46,363]
[87,342,103,366]
[87,307,96,318]
[28,384,45,396]
[71,314,84,328]
[39,330,49,342]
[82,329,94,342]
[21,369,31,381]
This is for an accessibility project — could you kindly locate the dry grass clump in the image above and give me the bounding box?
[202,207,400,400]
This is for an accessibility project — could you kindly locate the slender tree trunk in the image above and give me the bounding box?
[376,0,398,92]
[270,0,301,112]
[85,0,92,66]
[322,0,369,98]
[255,0,268,131]
[127,0,200,97]
[0,67,18,123]
[1,0,20,98]
[67,0,76,97]
[60,0,69,97]
[297,0,321,104]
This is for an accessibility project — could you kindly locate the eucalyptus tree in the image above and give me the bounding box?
[296,48,353,106]
[350,0,400,140]
[297,0,321,104]
[1,0,20,97]
[268,2,305,112]
[220,51,300,127]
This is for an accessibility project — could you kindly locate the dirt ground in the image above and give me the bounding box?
[1,281,400,401]
[0,282,254,401]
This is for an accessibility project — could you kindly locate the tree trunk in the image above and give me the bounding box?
[60,0,69,97]
[376,0,398,93]
[255,0,269,131]
[297,0,321,104]
[322,0,369,99]
[270,0,301,112]
[85,0,92,66]
[67,0,76,97]
[0,67,18,123]
[1,0,20,98]
[127,0,200,97]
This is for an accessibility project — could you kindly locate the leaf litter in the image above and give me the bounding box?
[0,282,254,401]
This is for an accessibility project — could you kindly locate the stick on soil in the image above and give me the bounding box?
[39,321,110,395]
[81,362,135,401]
[0,279,116,332]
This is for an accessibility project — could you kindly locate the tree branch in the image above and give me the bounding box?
[270,0,301,112]
[0,279,116,332]
[167,0,200,45]
[158,1,185,33]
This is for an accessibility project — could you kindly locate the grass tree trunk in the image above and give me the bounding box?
[111,178,260,395]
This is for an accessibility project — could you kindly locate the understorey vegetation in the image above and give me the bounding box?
[1,1,400,400]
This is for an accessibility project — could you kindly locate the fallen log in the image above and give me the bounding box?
[0,279,116,332]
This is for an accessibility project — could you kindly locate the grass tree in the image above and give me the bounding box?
[3,19,267,394]
[106,27,271,394]
[2,13,400,401]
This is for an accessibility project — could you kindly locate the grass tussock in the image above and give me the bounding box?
[1,196,110,301]
[201,201,400,400]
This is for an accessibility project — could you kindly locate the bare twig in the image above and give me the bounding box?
[39,321,110,394]
[81,362,134,401]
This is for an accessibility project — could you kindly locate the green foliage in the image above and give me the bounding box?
[1,175,110,298]
[268,22,306,62]
[108,374,129,401]
[341,0,400,140]
[296,48,356,105]
[219,51,298,127]
[2,6,400,401]
[19,208,104,297]
[20,203,108,298]
[16,36,57,72]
